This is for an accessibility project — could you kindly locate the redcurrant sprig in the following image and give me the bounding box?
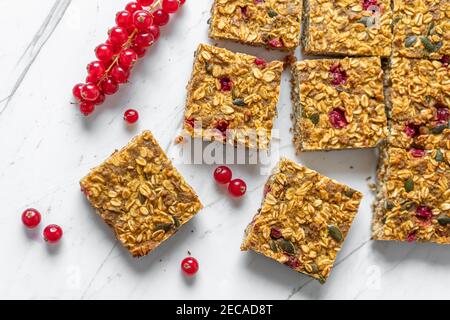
[72,0,185,116]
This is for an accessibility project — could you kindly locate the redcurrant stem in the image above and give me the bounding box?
[96,1,162,86]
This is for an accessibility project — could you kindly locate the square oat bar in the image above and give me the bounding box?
[209,0,302,50]
[302,0,393,57]
[372,146,450,244]
[291,57,387,152]
[386,57,450,150]
[80,131,203,257]
[392,0,450,60]
[241,158,363,283]
[184,44,284,149]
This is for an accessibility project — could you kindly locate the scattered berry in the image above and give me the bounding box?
[436,107,449,123]
[80,101,95,116]
[111,65,130,83]
[284,255,300,269]
[21,208,41,228]
[270,227,282,239]
[404,123,420,138]
[214,166,232,184]
[328,108,348,128]
[72,83,84,101]
[125,2,142,14]
[330,63,348,86]
[416,206,432,220]
[441,55,449,67]
[185,117,195,127]
[219,77,233,91]
[410,148,425,158]
[43,224,63,243]
[214,120,229,137]
[133,10,153,31]
[119,48,138,69]
[162,0,179,14]
[228,179,247,197]
[268,38,282,48]
[124,109,139,124]
[255,57,267,68]
[80,83,100,101]
[153,9,170,26]
[181,257,199,275]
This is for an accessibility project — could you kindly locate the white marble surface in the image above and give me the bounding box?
[1,0,449,300]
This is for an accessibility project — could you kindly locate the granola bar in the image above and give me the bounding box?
[392,0,450,60]
[387,57,450,150]
[241,158,362,283]
[291,57,387,152]
[301,0,393,57]
[80,131,203,257]
[184,44,284,149]
[209,0,302,50]
[372,146,450,244]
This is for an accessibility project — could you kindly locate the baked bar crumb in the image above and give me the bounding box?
[80,131,203,257]
[392,0,450,60]
[209,0,302,50]
[241,158,362,283]
[291,57,387,152]
[302,0,393,57]
[184,44,284,149]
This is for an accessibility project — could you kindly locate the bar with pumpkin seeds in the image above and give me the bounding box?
[184,44,284,149]
[372,146,450,244]
[241,158,362,283]
[301,0,393,57]
[80,131,203,257]
[386,57,450,150]
[209,0,302,50]
[291,57,388,152]
[392,0,449,60]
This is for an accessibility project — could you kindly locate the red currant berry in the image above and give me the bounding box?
[106,39,122,54]
[85,74,98,84]
[119,48,138,69]
[137,0,154,6]
[148,24,160,41]
[43,224,63,243]
[21,208,41,228]
[125,1,142,13]
[132,44,147,57]
[80,83,100,101]
[101,78,119,95]
[328,108,348,128]
[79,101,95,116]
[108,26,129,46]
[94,92,106,105]
[133,31,154,48]
[87,61,105,80]
[179,0,186,5]
[116,10,133,29]
[162,0,179,14]
[228,179,247,197]
[255,57,267,68]
[95,43,114,62]
[181,257,199,276]
[124,109,139,124]
[72,83,84,101]
[133,10,153,31]
[214,166,232,184]
[111,65,130,83]
[153,9,170,26]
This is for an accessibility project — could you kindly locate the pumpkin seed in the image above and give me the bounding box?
[207,18,211,25]
[233,98,246,106]
[392,16,401,24]
[309,113,319,125]
[400,200,416,211]
[420,36,442,52]
[437,216,450,226]
[277,239,295,254]
[310,263,319,274]
[153,222,173,232]
[431,124,446,134]
[318,275,326,284]
[404,35,417,48]
[205,62,213,74]
[170,214,181,228]
[435,149,444,162]
[344,189,356,198]
[268,9,278,17]
[357,16,372,27]
[384,200,394,210]
[269,240,279,253]
[328,225,343,242]
[404,177,414,192]
[427,21,435,35]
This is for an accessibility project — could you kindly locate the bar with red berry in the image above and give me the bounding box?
[241,158,362,283]
[291,57,387,152]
